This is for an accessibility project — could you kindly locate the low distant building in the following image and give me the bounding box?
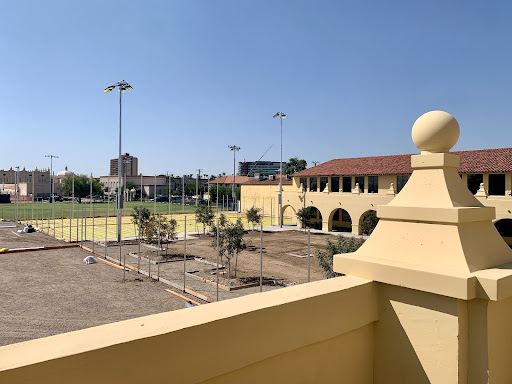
[99,174,208,200]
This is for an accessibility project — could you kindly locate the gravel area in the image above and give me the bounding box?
[0,221,191,347]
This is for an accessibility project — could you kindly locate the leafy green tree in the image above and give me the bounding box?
[60,174,103,198]
[296,207,316,230]
[195,205,215,234]
[361,210,379,236]
[283,157,307,175]
[246,206,262,230]
[209,185,240,203]
[317,236,365,278]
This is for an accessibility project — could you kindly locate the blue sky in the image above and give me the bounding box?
[1,1,511,178]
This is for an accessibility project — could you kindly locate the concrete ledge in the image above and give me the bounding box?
[378,206,495,224]
[335,253,478,300]
[0,277,377,384]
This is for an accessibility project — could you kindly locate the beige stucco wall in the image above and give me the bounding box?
[0,277,377,384]
[203,323,374,384]
[374,284,461,384]
[241,183,296,223]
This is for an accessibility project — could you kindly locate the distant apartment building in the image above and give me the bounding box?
[0,167,51,199]
[238,161,281,177]
[110,153,138,176]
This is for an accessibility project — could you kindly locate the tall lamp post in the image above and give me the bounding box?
[228,145,240,211]
[45,154,59,224]
[272,112,286,228]
[103,80,133,243]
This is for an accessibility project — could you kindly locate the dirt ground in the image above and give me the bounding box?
[0,221,191,347]
[117,229,340,286]
[0,221,344,347]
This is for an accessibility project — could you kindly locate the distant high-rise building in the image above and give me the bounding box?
[110,153,138,176]
[238,161,281,177]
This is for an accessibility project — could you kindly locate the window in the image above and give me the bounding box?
[300,177,307,190]
[397,175,409,193]
[309,177,317,192]
[489,174,506,196]
[467,174,483,195]
[368,176,378,193]
[331,177,340,192]
[355,176,365,193]
[342,177,352,192]
[319,177,328,192]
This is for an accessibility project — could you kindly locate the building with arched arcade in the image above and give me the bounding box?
[240,148,512,245]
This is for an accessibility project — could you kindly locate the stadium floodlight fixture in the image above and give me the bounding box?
[103,80,133,243]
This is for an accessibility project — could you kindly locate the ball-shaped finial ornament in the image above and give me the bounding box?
[411,111,460,153]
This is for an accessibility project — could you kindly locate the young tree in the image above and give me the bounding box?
[131,206,152,237]
[211,215,246,279]
[195,205,215,234]
[246,206,262,230]
[317,236,365,278]
[224,219,246,278]
[296,207,316,231]
[283,157,307,175]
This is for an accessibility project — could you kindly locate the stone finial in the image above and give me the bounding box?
[411,110,460,153]
[352,183,361,195]
[386,183,395,196]
[475,182,488,197]
[335,110,512,280]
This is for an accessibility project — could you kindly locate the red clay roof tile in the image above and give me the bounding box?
[292,148,512,177]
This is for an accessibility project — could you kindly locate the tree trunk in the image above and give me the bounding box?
[235,251,238,277]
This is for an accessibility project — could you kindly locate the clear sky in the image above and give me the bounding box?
[1,1,511,178]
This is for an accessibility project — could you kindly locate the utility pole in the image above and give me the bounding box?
[196,169,203,206]
[228,145,240,211]
[312,161,320,166]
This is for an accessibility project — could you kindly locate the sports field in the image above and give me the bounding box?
[1,201,217,221]
[20,211,290,243]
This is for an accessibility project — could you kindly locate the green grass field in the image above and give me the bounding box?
[0,201,227,221]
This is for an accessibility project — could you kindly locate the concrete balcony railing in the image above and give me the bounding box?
[0,277,377,383]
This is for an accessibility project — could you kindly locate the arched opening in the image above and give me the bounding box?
[299,206,322,230]
[495,219,512,248]
[329,208,352,232]
[281,205,297,226]
[359,210,379,236]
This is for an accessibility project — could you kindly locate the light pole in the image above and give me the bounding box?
[228,145,240,211]
[103,80,133,243]
[14,166,20,222]
[45,154,59,225]
[196,169,203,206]
[272,112,286,227]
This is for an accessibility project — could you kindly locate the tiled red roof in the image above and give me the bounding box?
[243,176,293,186]
[292,148,512,177]
[209,176,252,184]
